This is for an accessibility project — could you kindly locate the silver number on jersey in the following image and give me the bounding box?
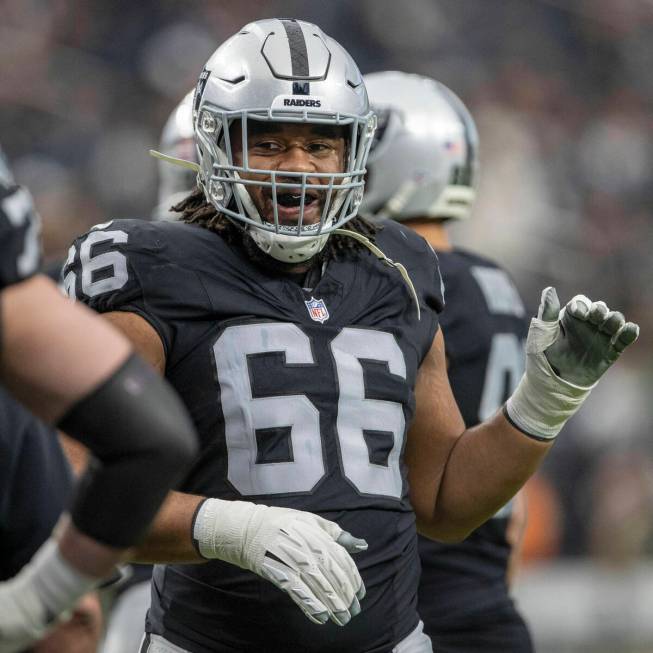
[2,186,40,278]
[79,230,129,298]
[214,323,408,498]
[62,244,77,299]
[214,323,324,495]
[331,328,406,498]
[478,333,525,422]
[65,227,129,299]
[470,266,525,317]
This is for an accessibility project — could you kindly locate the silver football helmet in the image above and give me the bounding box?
[154,90,197,220]
[193,19,376,263]
[361,71,478,221]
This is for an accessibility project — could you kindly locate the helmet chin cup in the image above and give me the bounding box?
[248,227,330,263]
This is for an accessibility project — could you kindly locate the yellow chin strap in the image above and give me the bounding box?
[334,229,421,321]
[149,149,201,172]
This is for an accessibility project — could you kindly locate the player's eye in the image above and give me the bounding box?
[252,140,283,153]
[306,142,334,155]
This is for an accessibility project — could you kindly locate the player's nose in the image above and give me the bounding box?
[278,145,315,174]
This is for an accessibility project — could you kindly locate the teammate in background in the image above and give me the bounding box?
[153,90,196,221]
[65,19,638,652]
[362,71,533,652]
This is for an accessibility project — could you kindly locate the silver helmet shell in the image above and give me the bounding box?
[361,71,478,221]
[193,18,376,263]
[154,90,197,220]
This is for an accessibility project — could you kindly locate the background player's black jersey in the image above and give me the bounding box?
[417,248,532,651]
[0,387,73,580]
[0,177,41,291]
[65,218,443,653]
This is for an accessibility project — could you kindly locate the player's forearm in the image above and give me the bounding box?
[127,491,206,564]
[418,410,551,542]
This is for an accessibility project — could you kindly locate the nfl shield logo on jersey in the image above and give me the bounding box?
[304,297,329,323]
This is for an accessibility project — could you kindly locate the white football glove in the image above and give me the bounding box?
[193,499,367,626]
[505,287,639,440]
[0,538,98,653]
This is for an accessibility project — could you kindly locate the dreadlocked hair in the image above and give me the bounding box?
[172,186,380,260]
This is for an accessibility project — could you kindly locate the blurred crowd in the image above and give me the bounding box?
[1,0,652,648]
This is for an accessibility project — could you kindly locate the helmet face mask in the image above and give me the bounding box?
[193,19,376,263]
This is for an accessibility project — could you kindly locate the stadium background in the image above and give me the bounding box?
[1,1,652,650]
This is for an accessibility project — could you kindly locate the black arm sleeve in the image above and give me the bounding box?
[57,354,198,548]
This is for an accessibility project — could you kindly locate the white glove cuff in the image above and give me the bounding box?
[192,498,256,568]
[505,315,596,440]
[20,537,98,623]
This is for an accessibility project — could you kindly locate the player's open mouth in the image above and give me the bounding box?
[262,188,322,226]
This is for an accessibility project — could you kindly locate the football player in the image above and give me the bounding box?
[64,19,639,653]
[362,71,533,652]
[0,147,364,651]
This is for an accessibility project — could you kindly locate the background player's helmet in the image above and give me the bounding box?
[361,71,478,222]
[154,90,197,221]
[193,19,376,263]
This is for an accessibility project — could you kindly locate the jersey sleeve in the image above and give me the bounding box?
[399,228,445,360]
[0,183,42,291]
[376,220,445,362]
[420,240,446,315]
[62,219,198,358]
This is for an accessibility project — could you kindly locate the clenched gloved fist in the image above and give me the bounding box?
[505,287,639,440]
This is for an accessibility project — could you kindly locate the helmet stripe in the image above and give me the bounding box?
[281,19,310,78]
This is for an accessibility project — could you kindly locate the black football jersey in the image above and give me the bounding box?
[64,218,443,653]
[0,387,73,580]
[417,248,531,641]
[0,177,41,291]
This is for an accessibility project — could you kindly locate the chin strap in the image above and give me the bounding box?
[149,149,201,172]
[334,229,420,321]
